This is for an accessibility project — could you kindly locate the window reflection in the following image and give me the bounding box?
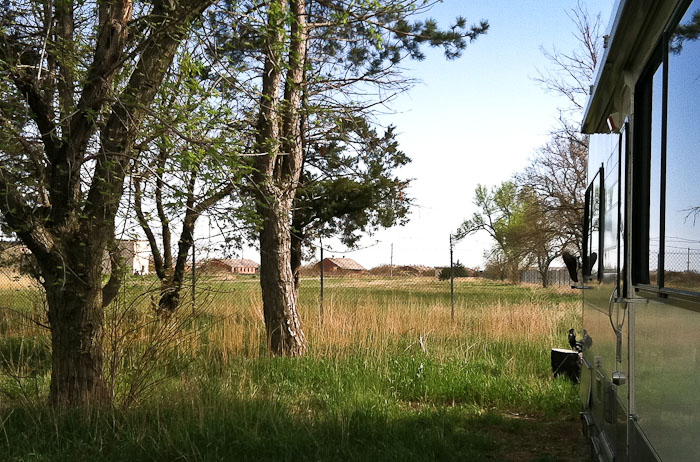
[585,174,602,282]
[665,2,700,291]
[648,65,663,285]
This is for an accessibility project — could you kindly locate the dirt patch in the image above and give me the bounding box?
[490,414,591,462]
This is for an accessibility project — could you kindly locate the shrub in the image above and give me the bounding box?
[438,261,469,280]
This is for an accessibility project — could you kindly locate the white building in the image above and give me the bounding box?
[116,239,151,275]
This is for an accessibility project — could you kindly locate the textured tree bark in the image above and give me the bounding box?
[45,278,108,406]
[290,217,304,291]
[40,237,109,406]
[252,0,308,356]
[259,194,306,356]
[157,207,195,315]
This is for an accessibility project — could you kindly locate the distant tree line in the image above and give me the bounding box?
[457,136,587,287]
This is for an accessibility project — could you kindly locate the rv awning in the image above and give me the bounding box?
[582,0,678,134]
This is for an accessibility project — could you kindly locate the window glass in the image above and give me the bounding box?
[588,134,620,281]
[604,145,618,277]
[619,125,627,295]
[648,65,663,285]
[594,175,604,280]
[585,173,601,281]
[665,1,700,291]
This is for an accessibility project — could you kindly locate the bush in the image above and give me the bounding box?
[438,261,469,280]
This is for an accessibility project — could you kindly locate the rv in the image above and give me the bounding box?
[576,0,700,460]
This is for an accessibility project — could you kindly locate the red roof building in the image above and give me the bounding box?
[200,258,260,274]
[317,257,366,274]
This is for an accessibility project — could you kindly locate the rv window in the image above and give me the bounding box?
[648,65,663,286]
[664,1,700,292]
[632,0,700,294]
[632,48,663,286]
[583,169,603,281]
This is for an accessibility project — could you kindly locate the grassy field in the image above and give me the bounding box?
[0,275,588,461]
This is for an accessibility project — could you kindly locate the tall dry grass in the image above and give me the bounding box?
[0,275,583,461]
[1,275,579,405]
[200,281,578,364]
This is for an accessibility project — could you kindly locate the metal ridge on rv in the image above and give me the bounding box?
[583,0,679,134]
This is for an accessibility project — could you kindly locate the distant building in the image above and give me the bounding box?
[317,257,366,275]
[0,241,30,270]
[398,265,434,276]
[368,264,434,276]
[116,240,151,275]
[200,258,260,275]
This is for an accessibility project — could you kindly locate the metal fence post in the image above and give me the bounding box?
[390,243,393,278]
[191,238,196,310]
[320,237,324,325]
[450,234,454,322]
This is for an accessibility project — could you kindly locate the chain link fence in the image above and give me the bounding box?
[0,236,584,402]
[0,237,579,325]
[650,249,700,291]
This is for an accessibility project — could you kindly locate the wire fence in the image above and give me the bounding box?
[520,268,573,287]
[0,237,586,404]
[649,249,700,291]
[0,238,580,325]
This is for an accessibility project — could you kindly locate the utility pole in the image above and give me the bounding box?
[390,243,394,277]
[450,234,455,322]
[688,247,691,273]
[320,237,324,325]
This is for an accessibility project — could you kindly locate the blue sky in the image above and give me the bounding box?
[662,8,700,272]
[315,0,617,269]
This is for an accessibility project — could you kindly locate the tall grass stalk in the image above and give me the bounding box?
[0,276,582,461]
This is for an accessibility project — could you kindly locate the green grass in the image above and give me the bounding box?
[1,401,506,461]
[0,276,585,461]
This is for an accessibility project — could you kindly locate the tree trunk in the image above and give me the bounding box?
[251,0,307,356]
[290,219,304,291]
[537,254,553,288]
[158,279,181,315]
[0,0,211,408]
[157,218,194,315]
[258,196,306,356]
[43,249,108,407]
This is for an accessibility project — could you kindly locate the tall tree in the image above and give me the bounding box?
[525,1,601,262]
[457,182,529,282]
[250,0,309,356]
[0,0,212,406]
[516,134,587,256]
[241,0,488,355]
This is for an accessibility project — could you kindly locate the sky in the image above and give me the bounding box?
[307,0,617,269]
[224,0,617,268]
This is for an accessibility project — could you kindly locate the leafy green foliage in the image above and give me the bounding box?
[210,1,488,73]
[294,116,412,250]
[456,182,532,281]
[438,261,469,281]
